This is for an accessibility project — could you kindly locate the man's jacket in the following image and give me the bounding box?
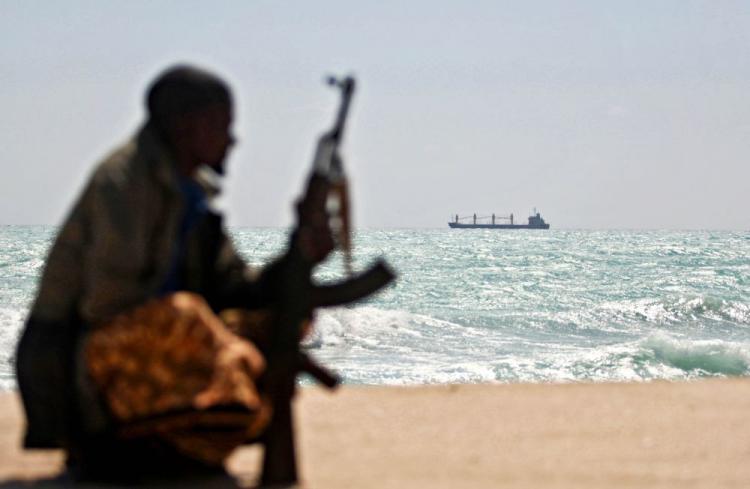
[16,123,277,448]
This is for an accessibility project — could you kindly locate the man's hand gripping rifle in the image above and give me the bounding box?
[258,75,396,485]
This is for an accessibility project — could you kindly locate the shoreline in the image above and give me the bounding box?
[1,379,749,488]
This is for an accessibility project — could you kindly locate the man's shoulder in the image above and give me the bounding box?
[89,128,161,189]
[91,138,138,182]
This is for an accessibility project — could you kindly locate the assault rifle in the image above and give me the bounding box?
[258,75,395,486]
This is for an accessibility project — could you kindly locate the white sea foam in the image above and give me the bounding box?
[597,296,750,327]
[0,306,26,390]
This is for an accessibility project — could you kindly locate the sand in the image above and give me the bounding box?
[1,379,749,488]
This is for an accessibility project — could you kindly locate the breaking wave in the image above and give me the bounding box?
[597,296,750,326]
[303,307,750,384]
[636,334,750,376]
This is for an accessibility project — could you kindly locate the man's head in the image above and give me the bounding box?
[146,65,235,174]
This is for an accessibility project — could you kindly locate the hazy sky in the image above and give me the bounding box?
[2,1,749,229]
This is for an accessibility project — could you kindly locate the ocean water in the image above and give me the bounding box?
[1,226,749,390]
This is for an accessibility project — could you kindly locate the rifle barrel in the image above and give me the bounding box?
[328,76,355,143]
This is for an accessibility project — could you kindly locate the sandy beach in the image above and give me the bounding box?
[1,379,749,488]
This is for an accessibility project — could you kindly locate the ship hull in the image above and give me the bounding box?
[448,222,550,229]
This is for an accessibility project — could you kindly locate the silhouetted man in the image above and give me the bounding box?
[16,64,333,481]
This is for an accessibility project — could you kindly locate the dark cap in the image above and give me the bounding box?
[146,64,232,127]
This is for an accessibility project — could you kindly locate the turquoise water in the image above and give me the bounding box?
[1,226,749,389]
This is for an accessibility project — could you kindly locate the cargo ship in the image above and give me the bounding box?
[448,211,550,229]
